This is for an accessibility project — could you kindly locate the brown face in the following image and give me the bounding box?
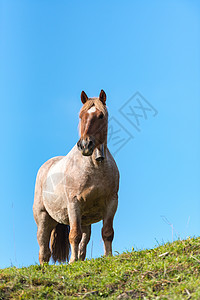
[77,90,108,156]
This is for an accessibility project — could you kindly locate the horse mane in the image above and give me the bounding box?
[79,98,108,118]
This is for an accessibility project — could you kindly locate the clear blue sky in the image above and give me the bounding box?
[0,0,199,268]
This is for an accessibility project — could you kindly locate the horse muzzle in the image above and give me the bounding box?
[77,137,95,156]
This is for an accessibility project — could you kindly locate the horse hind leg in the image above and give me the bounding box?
[36,210,57,264]
[78,225,91,261]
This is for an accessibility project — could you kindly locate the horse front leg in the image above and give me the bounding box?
[102,195,118,256]
[68,201,82,264]
[78,225,91,261]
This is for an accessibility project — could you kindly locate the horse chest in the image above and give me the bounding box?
[75,173,112,225]
[68,169,110,204]
[42,149,117,225]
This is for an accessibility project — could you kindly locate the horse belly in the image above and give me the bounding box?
[42,171,70,225]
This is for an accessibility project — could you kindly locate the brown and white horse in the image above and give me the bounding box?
[33,90,119,264]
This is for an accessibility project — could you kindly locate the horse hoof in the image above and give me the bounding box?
[69,258,77,264]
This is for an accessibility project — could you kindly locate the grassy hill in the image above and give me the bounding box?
[0,237,199,299]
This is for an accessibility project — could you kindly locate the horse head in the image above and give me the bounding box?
[77,90,108,159]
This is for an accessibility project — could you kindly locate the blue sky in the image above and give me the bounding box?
[0,0,199,268]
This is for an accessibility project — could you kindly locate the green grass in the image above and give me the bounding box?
[0,237,200,299]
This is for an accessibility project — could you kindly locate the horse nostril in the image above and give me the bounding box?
[88,140,93,149]
[77,140,83,150]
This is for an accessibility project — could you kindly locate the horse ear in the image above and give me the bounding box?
[81,91,88,104]
[99,90,106,104]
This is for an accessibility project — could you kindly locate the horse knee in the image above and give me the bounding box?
[81,226,91,245]
[102,225,114,242]
[69,225,82,246]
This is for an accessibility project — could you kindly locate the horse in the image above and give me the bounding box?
[33,90,119,264]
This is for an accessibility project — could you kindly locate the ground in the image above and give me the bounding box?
[0,237,200,299]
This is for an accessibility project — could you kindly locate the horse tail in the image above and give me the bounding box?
[50,224,70,263]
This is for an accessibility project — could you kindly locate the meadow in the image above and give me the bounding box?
[0,237,199,299]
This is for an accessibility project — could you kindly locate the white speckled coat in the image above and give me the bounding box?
[33,91,119,264]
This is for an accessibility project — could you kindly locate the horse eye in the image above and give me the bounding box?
[99,113,104,119]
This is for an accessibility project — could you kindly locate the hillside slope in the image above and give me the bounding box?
[0,237,200,299]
